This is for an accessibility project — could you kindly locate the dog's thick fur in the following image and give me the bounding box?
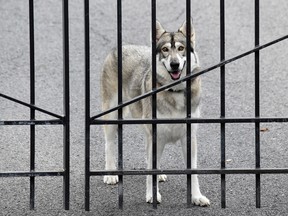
[100,20,210,206]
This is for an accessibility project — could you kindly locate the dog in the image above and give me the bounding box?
[100,20,210,206]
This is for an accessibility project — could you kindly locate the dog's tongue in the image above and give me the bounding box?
[170,71,181,80]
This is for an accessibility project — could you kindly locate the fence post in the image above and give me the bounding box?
[117,0,124,209]
[254,0,261,208]
[29,0,36,210]
[220,0,226,209]
[62,0,70,210]
[84,0,91,211]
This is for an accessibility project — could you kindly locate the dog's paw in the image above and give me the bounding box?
[158,174,167,182]
[146,192,162,204]
[192,195,210,207]
[103,175,119,185]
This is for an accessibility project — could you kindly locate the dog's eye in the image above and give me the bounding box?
[162,47,169,52]
[178,46,185,51]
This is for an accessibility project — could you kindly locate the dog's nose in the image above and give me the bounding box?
[170,62,180,70]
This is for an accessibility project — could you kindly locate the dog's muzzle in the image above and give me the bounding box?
[169,62,182,80]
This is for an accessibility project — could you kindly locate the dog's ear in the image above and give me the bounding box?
[178,18,196,49]
[155,21,166,42]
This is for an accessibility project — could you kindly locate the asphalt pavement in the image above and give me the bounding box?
[1,0,288,215]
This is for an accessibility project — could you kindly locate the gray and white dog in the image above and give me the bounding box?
[101,20,210,206]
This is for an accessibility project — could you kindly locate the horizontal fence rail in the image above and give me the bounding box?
[91,117,288,125]
[0,0,70,210]
[89,168,288,176]
[85,0,288,211]
[0,171,65,178]
[0,120,64,125]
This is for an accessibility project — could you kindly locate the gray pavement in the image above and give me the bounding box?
[1,0,288,215]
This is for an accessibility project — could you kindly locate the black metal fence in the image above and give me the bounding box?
[85,0,288,211]
[1,0,288,212]
[0,0,70,210]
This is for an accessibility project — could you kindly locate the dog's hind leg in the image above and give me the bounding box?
[103,122,119,185]
[181,126,210,206]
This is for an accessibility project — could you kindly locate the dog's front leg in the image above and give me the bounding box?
[181,130,210,206]
[145,136,165,204]
[103,125,119,185]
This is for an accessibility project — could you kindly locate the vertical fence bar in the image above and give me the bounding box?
[117,0,124,210]
[62,0,70,210]
[151,0,158,209]
[84,0,90,211]
[185,0,192,208]
[255,0,261,208]
[220,0,226,209]
[29,0,35,210]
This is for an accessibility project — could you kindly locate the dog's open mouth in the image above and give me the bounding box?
[169,71,182,80]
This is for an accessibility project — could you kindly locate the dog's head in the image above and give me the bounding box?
[155,20,197,82]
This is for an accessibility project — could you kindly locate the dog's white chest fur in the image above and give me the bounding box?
[154,91,199,144]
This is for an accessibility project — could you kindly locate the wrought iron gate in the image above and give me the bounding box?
[0,0,70,210]
[84,0,288,211]
[1,0,288,212]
